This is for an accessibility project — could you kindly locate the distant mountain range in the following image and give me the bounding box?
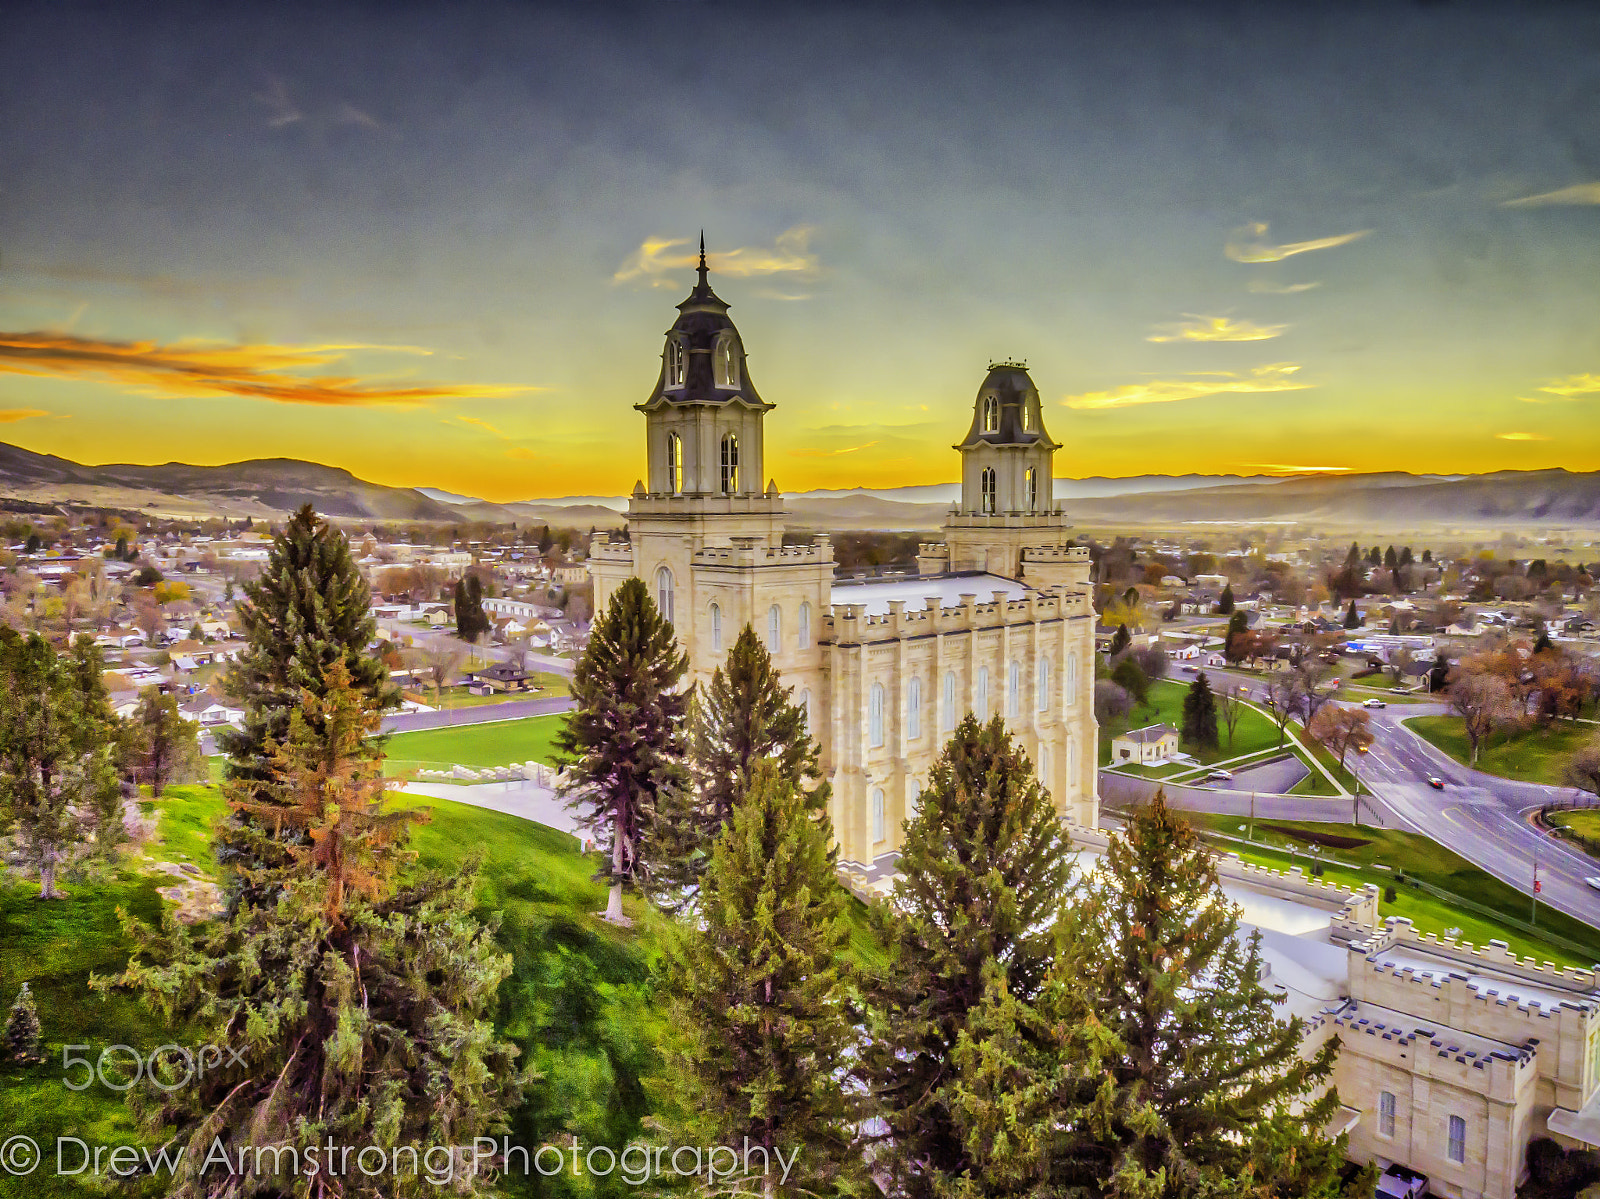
[0,441,1595,531]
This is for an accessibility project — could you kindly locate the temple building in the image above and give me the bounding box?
[587,245,1099,868]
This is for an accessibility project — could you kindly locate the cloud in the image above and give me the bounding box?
[1062,363,1311,411]
[1146,315,1286,343]
[614,226,820,288]
[1518,373,1600,403]
[0,332,530,408]
[1495,431,1549,441]
[1245,463,1351,474]
[0,409,49,423]
[1247,279,1320,294]
[453,414,509,438]
[1502,182,1600,207]
[1225,221,1370,263]
[788,441,879,458]
[254,76,303,128]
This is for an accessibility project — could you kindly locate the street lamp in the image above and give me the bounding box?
[1352,743,1370,826]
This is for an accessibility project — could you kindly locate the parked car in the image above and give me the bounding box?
[1364,698,1386,709]
[1427,776,1445,789]
[1206,769,1233,782]
[1586,878,1600,893]
[1181,665,1198,673]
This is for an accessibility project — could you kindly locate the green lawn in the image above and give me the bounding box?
[383,713,570,776]
[1176,811,1600,968]
[1101,678,1282,767]
[407,672,572,709]
[1406,714,1595,787]
[1545,807,1600,859]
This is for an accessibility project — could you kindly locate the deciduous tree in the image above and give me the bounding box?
[1309,704,1375,773]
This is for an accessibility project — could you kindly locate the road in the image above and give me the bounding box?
[1169,663,1600,932]
[201,694,575,755]
[376,621,576,679]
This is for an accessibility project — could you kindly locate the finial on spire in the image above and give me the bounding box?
[697,231,708,285]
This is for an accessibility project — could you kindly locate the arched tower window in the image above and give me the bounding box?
[714,334,740,388]
[720,433,740,494]
[768,604,782,653]
[1037,658,1051,711]
[709,602,722,651]
[942,671,956,733]
[907,677,922,740]
[665,338,685,387]
[1021,402,1032,432]
[980,467,997,515]
[666,433,684,495]
[655,567,674,625]
[797,601,811,649]
[1008,660,1021,719]
[871,787,885,843]
[1024,466,1038,512]
[982,394,999,432]
[976,666,989,719]
[869,682,885,748]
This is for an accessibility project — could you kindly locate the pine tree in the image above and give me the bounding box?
[664,762,863,1196]
[0,632,122,898]
[667,624,827,896]
[555,576,689,924]
[1223,610,1249,663]
[218,504,398,885]
[1108,623,1131,656]
[1216,584,1235,614]
[1343,600,1361,629]
[455,573,490,642]
[1533,627,1554,655]
[2,982,43,1064]
[1181,673,1219,753]
[98,662,524,1198]
[1062,790,1366,1195]
[861,715,1075,1199]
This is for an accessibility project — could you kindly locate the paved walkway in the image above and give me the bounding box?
[391,778,585,838]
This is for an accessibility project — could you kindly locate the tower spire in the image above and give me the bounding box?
[697,231,708,287]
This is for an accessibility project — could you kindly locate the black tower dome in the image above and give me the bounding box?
[640,235,769,411]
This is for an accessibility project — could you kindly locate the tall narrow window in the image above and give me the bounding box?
[1378,1092,1395,1138]
[710,602,722,651]
[907,780,921,821]
[797,601,810,649]
[1038,745,1050,792]
[1025,466,1038,512]
[1447,1115,1465,1164]
[665,338,685,387]
[655,567,674,626]
[1021,402,1032,432]
[1037,658,1051,711]
[1065,651,1078,704]
[666,433,684,494]
[798,688,811,735]
[982,395,999,431]
[907,677,922,739]
[768,604,781,653]
[942,671,956,733]
[869,682,885,748]
[714,335,740,388]
[1067,737,1077,785]
[976,666,989,719]
[980,467,997,515]
[871,787,885,843]
[1008,660,1021,718]
[720,433,739,494]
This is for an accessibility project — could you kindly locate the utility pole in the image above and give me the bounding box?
[1532,852,1540,926]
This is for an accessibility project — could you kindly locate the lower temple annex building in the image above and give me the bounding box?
[588,249,1098,869]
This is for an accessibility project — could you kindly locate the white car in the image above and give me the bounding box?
[1206,769,1233,782]
[1586,878,1600,893]
[1363,698,1386,709]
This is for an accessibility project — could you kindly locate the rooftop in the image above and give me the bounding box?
[827,571,1029,616]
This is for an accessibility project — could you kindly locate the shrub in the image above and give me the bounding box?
[1383,885,1397,903]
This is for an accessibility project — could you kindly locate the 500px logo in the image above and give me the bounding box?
[60,1043,246,1092]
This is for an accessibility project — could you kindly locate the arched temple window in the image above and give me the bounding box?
[768,604,782,653]
[709,602,722,651]
[869,682,886,748]
[982,395,999,431]
[907,677,922,740]
[980,467,997,515]
[666,433,684,494]
[655,567,674,626]
[720,433,740,494]
[797,601,811,649]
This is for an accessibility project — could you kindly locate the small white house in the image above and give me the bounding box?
[1111,724,1180,765]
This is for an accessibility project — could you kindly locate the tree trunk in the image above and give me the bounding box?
[39,855,60,900]
[604,881,626,924]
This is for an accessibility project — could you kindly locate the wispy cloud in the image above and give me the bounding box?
[0,332,530,408]
[1518,373,1600,403]
[1245,463,1351,474]
[453,414,509,437]
[1062,363,1311,411]
[254,76,303,128]
[1146,315,1286,343]
[0,409,49,423]
[1225,221,1370,263]
[1247,279,1320,294]
[1502,182,1600,207]
[1495,431,1550,441]
[788,441,880,458]
[614,226,820,289]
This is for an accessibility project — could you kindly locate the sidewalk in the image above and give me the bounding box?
[390,778,583,837]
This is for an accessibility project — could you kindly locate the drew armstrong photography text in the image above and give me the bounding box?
[10,1135,802,1186]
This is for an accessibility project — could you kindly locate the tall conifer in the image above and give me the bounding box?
[861,715,1075,1199]
[555,576,689,923]
[1180,673,1219,753]
[664,762,862,1197]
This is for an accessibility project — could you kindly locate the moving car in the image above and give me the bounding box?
[1586,878,1600,893]
[1427,776,1445,789]
[1363,698,1386,709]
[1181,665,1198,673]
[1206,769,1233,781]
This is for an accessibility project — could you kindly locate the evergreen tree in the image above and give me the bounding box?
[1109,655,1149,711]
[1062,791,1365,1196]
[862,715,1075,1199]
[669,624,827,896]
[24,531,40,553]
[99,662,523,1198]
[454,573,490,642]
[1383,545,1398,571]
[1181,673,1219,753]
[1108,623,1131,656]
[220,503,397,799]
[664,763,863,1196]
[1343,600,1361,629]
[121,688,203,797]
[2,982,43,1064]
[555,576,689,924]
[1366,545,1381,566]
[1223,610,1249,663]
[1533,627,1554,655]
[0,632,122,898]
[1216,584,1235,615]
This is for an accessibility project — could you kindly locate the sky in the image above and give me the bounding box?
[1,0,1598,501]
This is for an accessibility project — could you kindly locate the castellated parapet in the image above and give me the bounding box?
[1324,1001,1540,1103]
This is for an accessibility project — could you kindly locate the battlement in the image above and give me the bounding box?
[945,509,1069,525]
[1022,544,1091,562]
[918,542,948,556]
[589,539,634,563]
[628,493,786,517]
[1355,918,1600,1002]
[1326,1005,1538,1098]
[692,536,834,569]
[821,587,1092,644]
